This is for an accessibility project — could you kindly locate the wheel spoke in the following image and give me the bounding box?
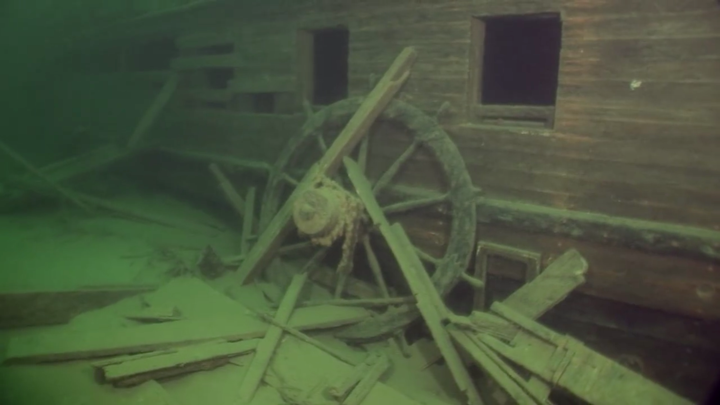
[362,235,391,298]
[357,136,369,173]
[382,193,448,215]
[372,140,419,195]
[301,247,329,274]
[316,134,328,153]
[278,241,315,255]
[414,247,441,265]
[280,172,300,186]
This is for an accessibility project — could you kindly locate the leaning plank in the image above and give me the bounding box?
[237,273,307,403]
[344,156,482,404]
[450,330,539,405]
[209,163,246,218]
[97,339,259,387]
[4,305,370,363]
[234,47,417,285]
[127,73,179,148]
[502,249,588,319]
[0,284,157,329]
[0,140,92,212]
[386,223,485,405]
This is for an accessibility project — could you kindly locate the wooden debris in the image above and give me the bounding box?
[268,336,423,405]
[237,273,307,403]
[483,302,694,405]
[4,304,369,363]
[127,73,179,148]
[327,353,382,401]
[251,309,358,365]
[450,330,539,405]
[196,245,225,279]
[95,339,259,387]
[234,47,417,285]
[343,353,391,405]
[0,139,92,213]
[124,305,182,323]
[209,163,247,219]
[0,284,157,329]
[297,296,415,308]
[241,187,256,255]
[502,249,588,319]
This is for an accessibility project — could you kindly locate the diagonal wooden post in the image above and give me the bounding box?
[233,47,417,285]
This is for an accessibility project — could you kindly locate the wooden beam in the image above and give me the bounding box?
[502,249,588,319]
[4,305,370,363]
[127,73,179,148]
[227,75,295,93]
[237,273,306,403]
[95,339,259,387]
[209,163,246,219]
[0,140,92,213]
[241,187,256,255]
[233,47,417,285]
[0,285,157,329]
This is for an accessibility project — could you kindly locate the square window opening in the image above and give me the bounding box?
[298,27,349,106]
[204,68,234,89]
[476,13,562,106]
[252,93,276,113]
[127,37,178,71]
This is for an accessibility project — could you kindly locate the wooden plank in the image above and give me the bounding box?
[486,302,695,405]
[0,285,157,329]
[170,54,242,70]
[4,305,370,363]
[127,73,179,148]
[0,140,92,213]
[176,31,235,50]
[327,353,379,400]
[502,249,588,319]
[209,163,246,220]
[96,339,259,387]
[241,187,256,255]
[227,75,296,93]
[450,330,539,405]
[557,79,720,109]
[561,57,720,82]
[233,47,417,285]
[343,353,391,405]
[250,309,358,365]
[266,336,423,405]
[386,223,485,405]
[238,273,306,402]
[562,10,720,40]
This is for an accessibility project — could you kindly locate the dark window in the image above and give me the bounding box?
[252,93,276,113]
[478,13,562,106]
[126,37,178,71]
[299,27,349,106]
[204,68,234,89]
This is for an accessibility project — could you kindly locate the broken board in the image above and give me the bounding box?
[5,304,369,363]
[0,284,158,329]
